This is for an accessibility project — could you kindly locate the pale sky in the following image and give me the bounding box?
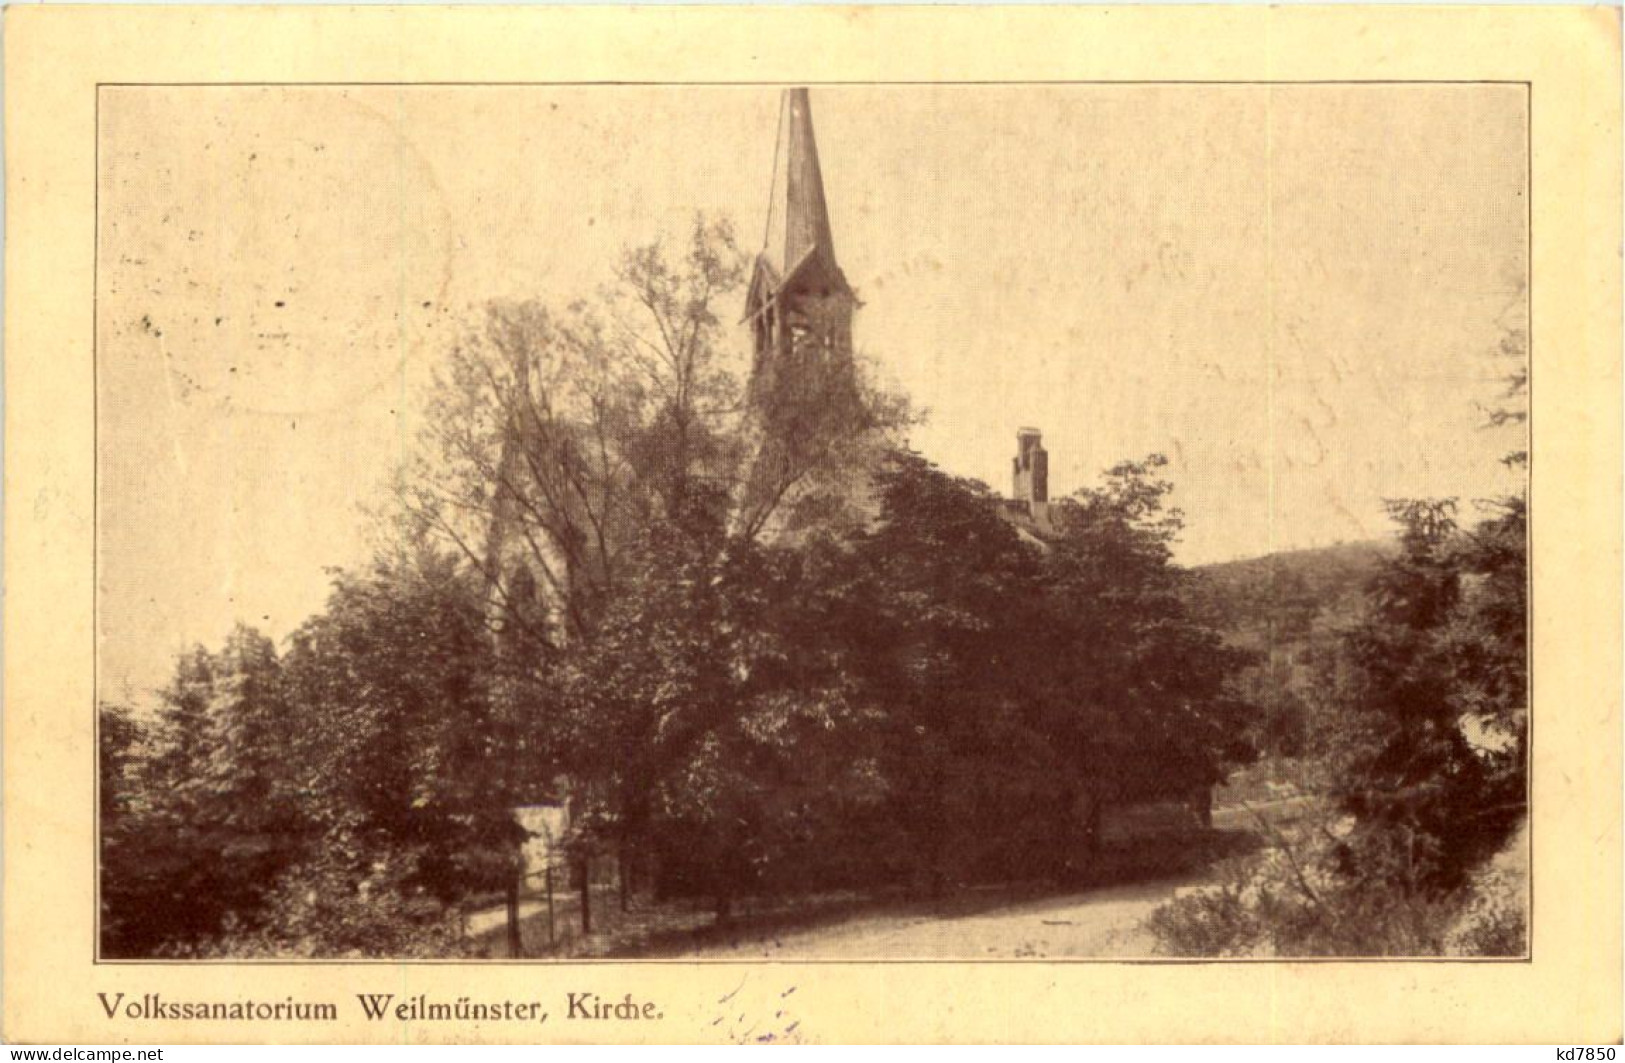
[97,84,1529,701]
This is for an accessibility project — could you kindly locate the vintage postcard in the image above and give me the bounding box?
[5,4,1620,1044]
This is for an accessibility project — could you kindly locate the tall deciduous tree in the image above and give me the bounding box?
[398,215,910,916]
[281,549,530,905]
[1036,455,1254,868]
[401,217,750,647]
[838,449,1050,891]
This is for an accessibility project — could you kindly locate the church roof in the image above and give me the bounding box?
[751,88,848,309]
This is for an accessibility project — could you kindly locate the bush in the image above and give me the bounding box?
[1149,861,1468,958]
[186,844,472,959]
[1447,869,1527,957]
[1145,871,1265,957]
[1146,809,1519,958]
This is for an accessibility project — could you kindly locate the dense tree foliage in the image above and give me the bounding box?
[1149,327,1528,956]
[1148,495,1528,957]
[1187,542,1390,757]
[100,556,519,957]
[102,219,1257,957]
[1323,497,1527,894]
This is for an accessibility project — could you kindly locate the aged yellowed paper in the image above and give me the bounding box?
[5,4,1620,1044]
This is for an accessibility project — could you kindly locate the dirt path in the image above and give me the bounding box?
[467,812,1304,958]
[682,877,1191,960]
[667,803,1311,960]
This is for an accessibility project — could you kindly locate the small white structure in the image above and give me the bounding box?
[514,804,569,883]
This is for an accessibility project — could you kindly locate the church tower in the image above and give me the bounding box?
[737,88,866,537]
[744,88,859,431]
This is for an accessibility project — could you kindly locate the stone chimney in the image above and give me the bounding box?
[1012,428,1049,508]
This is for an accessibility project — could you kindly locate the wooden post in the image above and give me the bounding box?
[1194,784,1213,830]
[505,875,524,959]
[545,864,556,947]
[1091,795,1104,849]
[579,855,592,936]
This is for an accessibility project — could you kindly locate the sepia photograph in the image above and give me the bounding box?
[95,81,1530,964]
